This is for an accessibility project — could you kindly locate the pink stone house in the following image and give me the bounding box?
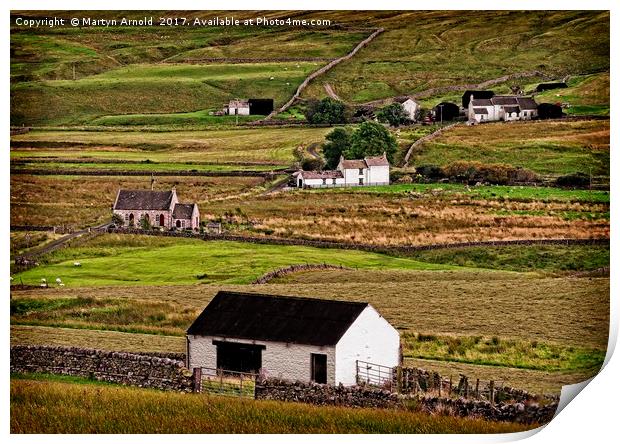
[112,188,200,230]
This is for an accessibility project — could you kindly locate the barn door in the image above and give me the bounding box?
[311,353,327,384]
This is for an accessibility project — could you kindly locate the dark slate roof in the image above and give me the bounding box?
[473,108,488,115]
[471,99,492,107]
[491,96,519,106]
[504,105,521,114]
[187,291,369,346]
[172,203,194,219]
[517,97,538,110]
[114,190,174,211]
[462,90,495,108]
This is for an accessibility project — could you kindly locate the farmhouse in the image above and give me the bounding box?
[467,95,538,123]
[112,188,200,230]
[294,153,390,188]
[394,96,420,121]
[186,291,400,386]
[225,98,274,116]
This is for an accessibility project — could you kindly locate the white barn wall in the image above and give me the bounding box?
[188,335,336,385]
[334,306,400,386]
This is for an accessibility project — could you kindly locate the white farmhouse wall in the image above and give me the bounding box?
[342,167,364,185]
[188,335,336,385]
[368,165,390,185]
[334,306,400,386]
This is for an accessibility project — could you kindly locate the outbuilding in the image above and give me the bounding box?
[186,291,401,386]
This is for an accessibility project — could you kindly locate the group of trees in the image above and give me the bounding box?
[323,121,398,169]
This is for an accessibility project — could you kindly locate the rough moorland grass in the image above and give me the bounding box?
[10,231,63,257]
[10,126,331,164]
[10,377,534,433]
[411,119,609,177]
[11,235,458,287]
[401,333,604,372]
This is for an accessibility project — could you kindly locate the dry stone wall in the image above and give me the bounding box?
[10,345,194,392]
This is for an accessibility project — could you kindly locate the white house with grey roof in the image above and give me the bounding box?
[468,94,538,123]
[112,188,200,230]
[186,291,401,386]
[394,96,420,121]
[294,153,390,188]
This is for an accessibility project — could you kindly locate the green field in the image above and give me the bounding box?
[11,376,533,433]
[314,182,610,204]
[11,235,458,287]
[11,161,283,173]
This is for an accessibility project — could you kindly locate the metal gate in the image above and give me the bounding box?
[197,367,257,398]
[355,360,397,392]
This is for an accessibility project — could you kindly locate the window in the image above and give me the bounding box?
[176,220,181,228]
[311,353,327,384]
[359,178,364,185]
[322,178,327,185]
[358,168,364,175]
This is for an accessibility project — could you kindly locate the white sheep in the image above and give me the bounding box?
[73,262,81,267]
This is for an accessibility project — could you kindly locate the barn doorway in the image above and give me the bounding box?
[298,178,303,188]
[128,213,134,225]
[311,353,327,384]
[214,341,264,374]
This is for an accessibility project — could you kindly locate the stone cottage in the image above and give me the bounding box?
[294,153,390,188]
[112,188,200,230]
[186,291,400,386]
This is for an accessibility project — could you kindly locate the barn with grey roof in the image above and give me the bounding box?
[113,188,200,231]
[186,291,400,386]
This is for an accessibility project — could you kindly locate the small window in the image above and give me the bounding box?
[359,178,364,185]
[176,220,181,228]
[322,178,326,185]
[311,353,327,384]
[358,168,364,175]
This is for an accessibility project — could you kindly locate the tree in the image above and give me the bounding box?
[111,213,124,226]
[304,98,347,124]
[322,127,352,169]
[139,215,151,230]
[376,103,411,127]
[346,121,398,163]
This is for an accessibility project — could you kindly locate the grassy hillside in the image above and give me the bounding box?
[301,11,609,104]
[534,72,610,115]
[11,11,609,125]
[410,119,609,177]
[11,376,533,433]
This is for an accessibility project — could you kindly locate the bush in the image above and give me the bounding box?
[555,172,590,188]
[416,164,444,180]
[376,103,411,127]
[303,98,347,124]
[111,213,124,226]
[441,161,539,185]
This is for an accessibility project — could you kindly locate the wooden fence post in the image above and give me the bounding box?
[192,367,202,393]
[490,380,495,406]
[475,379,480,399]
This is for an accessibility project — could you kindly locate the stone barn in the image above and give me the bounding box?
[112,188,200,231]
[186,291,400,386]
[432,102,460,121]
